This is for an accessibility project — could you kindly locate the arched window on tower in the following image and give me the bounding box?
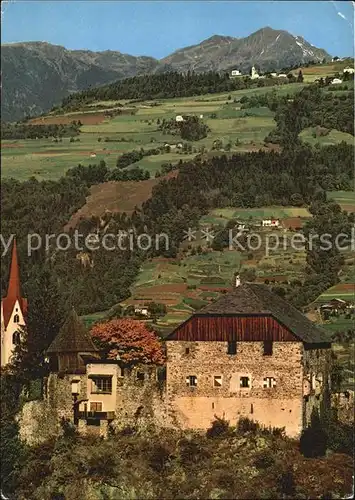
[12,332,21,345]
[14,314,20,323]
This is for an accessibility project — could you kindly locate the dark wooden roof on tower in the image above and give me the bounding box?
[166,283,329,344]
[47,308,98,354]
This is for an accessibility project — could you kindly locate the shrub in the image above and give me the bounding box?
[300,413,327,458]
[253,451,275,469]
[87,446,117,478]
[206,417,230,438]
[237,417,259,434]
[60,417,78,440]
[147,443,171,472]
[278,468,296,497]
[118,426,136,436]
[324,418,354,456]
[177,437,209,464]
[216,470,235,490]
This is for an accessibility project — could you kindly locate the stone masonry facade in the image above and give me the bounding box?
[18,343,331,443]
[166,341,331,437]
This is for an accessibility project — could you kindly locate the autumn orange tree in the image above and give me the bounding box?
[91,318,165,365]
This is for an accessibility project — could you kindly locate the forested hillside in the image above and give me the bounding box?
[2,140,353,314]
[59,71,291,111]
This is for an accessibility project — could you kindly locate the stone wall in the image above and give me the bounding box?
[302,346,332,426]
[18,372,87,445]
[19,342,333,444]
[75,364,170,437]
[113,365,169,431]
[17,399,59,446]
[166,340,304,437]
[47,372,87,421]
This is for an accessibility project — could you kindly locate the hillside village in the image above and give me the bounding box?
[230,64,355,83]
[1,10,355,499]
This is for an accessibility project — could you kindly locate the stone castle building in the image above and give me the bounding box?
[19,282,332,443]
[9,243,332,442]
[1,240,27,366]
[165,283,331,437]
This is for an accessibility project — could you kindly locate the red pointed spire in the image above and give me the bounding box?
[7,238,21,300]
[2,238,27,329]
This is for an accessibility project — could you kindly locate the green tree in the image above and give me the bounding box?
[147,302,167,321]
[23,264,67,377]
[297,70,304,83]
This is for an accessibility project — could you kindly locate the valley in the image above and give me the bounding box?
[1,5,355,498]
[1,59,354,403]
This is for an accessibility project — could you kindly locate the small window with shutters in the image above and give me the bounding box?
[240,376,250,388]
[13,314,20,323]
[263,377,276,388]
[186,375,197,387]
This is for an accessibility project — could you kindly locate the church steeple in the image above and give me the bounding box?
[7,238,21,301]
[1,238,28,366]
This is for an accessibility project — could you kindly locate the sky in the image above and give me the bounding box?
[1,1,354,58]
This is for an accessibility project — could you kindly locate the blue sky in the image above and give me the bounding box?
[1,1,354,58]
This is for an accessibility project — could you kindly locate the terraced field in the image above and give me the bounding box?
[295,60,353,82]
[200,206,311,226]
[327,190,355,213]
[300,127,354,147]
[2,84,306,181]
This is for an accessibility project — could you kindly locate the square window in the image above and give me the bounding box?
[137,372,145,381]
[186,375,197,387]
[90,402,102,412]
[227,341,237,355]
[185,347,190,355]
[91,376,112,394]
[263,377,276,388]
[240,376,250,388]
[214,375,223,387]
[263,341,273,356]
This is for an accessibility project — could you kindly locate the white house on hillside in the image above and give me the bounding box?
[231,69,242,76]
[250,66,260,79]
[175,115,184,122]
[331,78,343,85]
[343,67,354,74]
[262,219,280,228]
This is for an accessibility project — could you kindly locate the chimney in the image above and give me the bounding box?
[235,274,241,287]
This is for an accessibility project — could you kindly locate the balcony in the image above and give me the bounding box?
[77,410,115,421]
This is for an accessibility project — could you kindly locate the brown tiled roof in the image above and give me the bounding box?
[47,308,98,354]
[196,283,329,344]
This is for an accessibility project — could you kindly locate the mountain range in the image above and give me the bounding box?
[1,27,331,121]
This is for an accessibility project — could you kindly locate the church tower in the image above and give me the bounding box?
[1,239,27,366]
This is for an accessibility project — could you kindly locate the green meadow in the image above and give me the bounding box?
[2,84,310,181]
